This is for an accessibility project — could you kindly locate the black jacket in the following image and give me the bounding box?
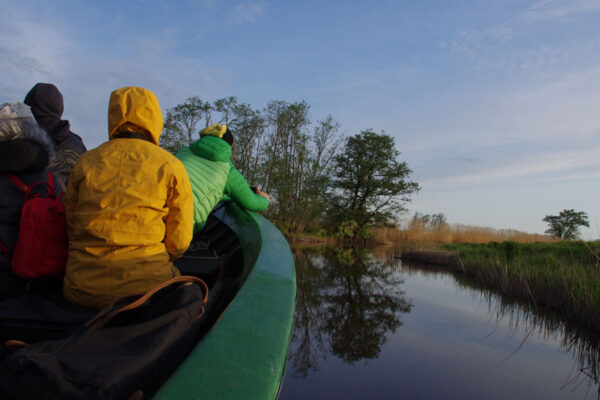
[24,83,87,185]
[0,118,62,288]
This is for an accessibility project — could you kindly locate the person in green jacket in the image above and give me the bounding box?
[176,123,270,232]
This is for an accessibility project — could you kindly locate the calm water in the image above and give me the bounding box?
[278,247,600,400]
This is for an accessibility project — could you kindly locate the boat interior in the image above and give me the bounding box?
[0,202,249,348]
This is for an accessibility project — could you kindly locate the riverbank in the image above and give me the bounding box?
[284,233,337,247]
[284,224,554,248]
[401,241,600,331]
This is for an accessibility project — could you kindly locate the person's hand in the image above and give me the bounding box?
[258,189,269,200]
[251,185,269,200]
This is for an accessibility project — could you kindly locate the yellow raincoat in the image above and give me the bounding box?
[63,87,193,308]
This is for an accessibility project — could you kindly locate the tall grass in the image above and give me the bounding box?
[403,241,600,331]
[374,223,554,245]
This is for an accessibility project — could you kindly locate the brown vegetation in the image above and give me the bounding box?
[373,224,555,245]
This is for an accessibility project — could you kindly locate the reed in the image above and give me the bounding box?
[402,241,600,331]
[373,224,554,245]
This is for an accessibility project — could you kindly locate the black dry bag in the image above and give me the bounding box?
[0,276,209,400]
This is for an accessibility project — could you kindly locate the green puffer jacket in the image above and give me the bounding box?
[176,135,269,232]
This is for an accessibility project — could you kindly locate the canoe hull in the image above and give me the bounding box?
[156,202,297,399]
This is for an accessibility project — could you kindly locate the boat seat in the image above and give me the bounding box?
[175,207,241,285]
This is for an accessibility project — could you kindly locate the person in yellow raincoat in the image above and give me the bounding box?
[63,87,194,309]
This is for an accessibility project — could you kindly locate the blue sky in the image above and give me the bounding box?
[2,0,599,238]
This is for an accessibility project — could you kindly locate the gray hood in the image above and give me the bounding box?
[0,102,55,161]
[0,102,55,172]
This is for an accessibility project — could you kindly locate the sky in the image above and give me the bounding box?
[1,0,599,238]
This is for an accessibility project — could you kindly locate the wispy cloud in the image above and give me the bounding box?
[446,1,600,78]
[520,0,600,22]
[449,31,600,78]
[422,147,600,188]
[0,12,68,89]
[229,1,266,24]
[0,5,238,147]
[403,62,600,159]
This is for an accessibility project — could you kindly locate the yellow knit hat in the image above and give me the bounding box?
[200,123,227,138]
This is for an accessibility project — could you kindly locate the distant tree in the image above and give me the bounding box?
[213,96,238,126]
[329,130,420,238]
[430,213,447,229]
[160,96,212,153]
[543,209,590,240]
[408,212,447,231]
[408,212,429,233]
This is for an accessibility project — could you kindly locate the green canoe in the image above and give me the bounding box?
[156,202,297,399]
[0,202,296,399]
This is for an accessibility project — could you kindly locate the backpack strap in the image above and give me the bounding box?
[5,171,54,199]
[5,174,28,194]
[85,276,209,331]
[46,170,55,195]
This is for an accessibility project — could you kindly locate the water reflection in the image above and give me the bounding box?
[290,247,412,375]
[401,258,600,397]
[285,246,600,399]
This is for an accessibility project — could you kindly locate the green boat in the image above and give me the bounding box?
[0,202,296,399]
[158,202,297,399]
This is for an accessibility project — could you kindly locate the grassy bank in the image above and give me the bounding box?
[401,241,600,331]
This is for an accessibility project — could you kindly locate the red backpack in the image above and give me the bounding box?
[4,171,68,279]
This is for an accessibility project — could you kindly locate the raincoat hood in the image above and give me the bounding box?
[23,83,64,131]
[108,87,163,145]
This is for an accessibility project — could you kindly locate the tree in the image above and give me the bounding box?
[213,96,238,126]
[260,100,311,229]
[329,130,420,238]
[225,100,265,184]
[543,209,590,240]
[159,96,212,154]
[293,116,342,231]
[409,212,447,231]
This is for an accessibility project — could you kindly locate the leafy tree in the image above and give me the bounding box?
[225,100,265,184]
[543,209,590,240]
[160,96,212,153]
[287,115,342,232]
[260,104,342,232]
[213,96,238,126]
[329,130,420,238]
[159,96,423,237]
[260,100,311,196]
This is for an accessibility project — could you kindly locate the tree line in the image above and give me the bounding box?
[159,96,420,238]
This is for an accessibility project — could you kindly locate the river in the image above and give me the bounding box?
[278,247,600,400]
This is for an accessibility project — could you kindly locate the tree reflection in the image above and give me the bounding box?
[289,247,412,375]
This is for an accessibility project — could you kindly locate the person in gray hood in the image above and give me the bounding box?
[24,83,87,186]
[0,102,62,299]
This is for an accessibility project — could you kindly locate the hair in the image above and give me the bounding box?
[222,128,234,146]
